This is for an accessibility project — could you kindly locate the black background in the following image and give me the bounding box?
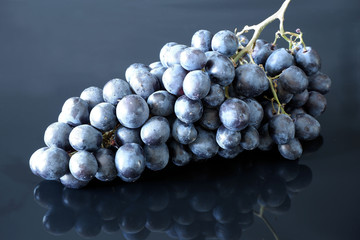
[1,0,360,239]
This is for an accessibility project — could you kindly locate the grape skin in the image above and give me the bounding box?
[183,70,211,100]
[37,147,69,180]
[168,140,192,166]
[60,97,89,126]
[211,30,239,57]
[44,122,72,150]
[180,47,207,71]
[172,119,197,145]
[116,94,149,129]
[199,108,221,131]
[189,127,219,159]
[144,143,169,171]
[278,138,303,160]
[268,114,295,145]
[279,65,309,94]
[295,46,321,76]
[147,90,176,117]
[140,116,170,146]
[294,113,321,141]
[203,83,225,108]
[125,63,151,83]
[216,125,241,150]
[205,53,235,86]
[308,71,331,94]
[191,29,212,52]
[240,126,260,150]
[219,98,250,131]
[162,64,188,96]
[69,151,98,181]
[115,126,142,146]
[80,86,104,110]
[69,124,102,152]
[304,91,327,117]
[103,78,132,105]
[89,102,117,132]
[29,147,48,176]
[265,48,294,77]
[115,143,145,182]
[94,148,117,182]
[174,95,203,124]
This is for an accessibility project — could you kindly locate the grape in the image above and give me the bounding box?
[268,114,295,145]
[252,41,277,66]
[183,70,211,100]
[140,116,170,145]
[162,64,188,96]
[188,127,219,159]
[144,144,169,171]
[191,29,212,52]
[168,140,192,166]
[243,98,263,128]
[216,125,241,149]
[60,173,89,189]
[94,148,117,181]
[211,30,239,57]
[69,151,98,181]
[304,91,327,117]
[29,147,48,176]
[37,147,69,180]
[60,97,89,126]
[308,71,331,94]
[147,90,176,117]
[80,86,104,110]
[150,66,166,89]
[149,61,163,69]
[265,48,294,77]
[263,101,280,119]
[295,46,321,76]
[233,63,269,97]
[199,108,221,130]
[174,95,203,124]
[159,42,177,67]
[125,63,151,83]
[289,89,309,108]
[240,126,260,150]
[205,53,235,86]
[276,82,293,104]
[115,143,145,182]
[115,126,142,145]
[217,145,243,159]
[172,119,197,145]
[203,83,225,108]
[163,44,187,68]
[219,98,250,131]
[69,124,102,152]
[238,34,249,47]
[279,65,308,94]
[89,102,117,132]
[103,78,132,105]
[129,71,160,100]
[287,107,306,119]
[180,47,207,71]
[116,94,149,129]
[44,122,72,150]
[278,138,303,160]
[294,113,321,141]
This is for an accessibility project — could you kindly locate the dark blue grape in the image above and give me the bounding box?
[216,125,241,149]
[59,97,89,126]
[69,124,102,152]
[144,143,169,171]
[60,173,89,189]
[203,83,225,108]
[289,89,309,108]
[89,102,117,132]
[129,71,160,100]
[279,65,309,94]
[174,95,203,124]
[287,107,306,119]
[147,90,176,117]
[140,116,170,145]
[149,61,163,69]
[159,42,177,67]
[80,86,104,110]
[211,30,239,57]
[103,78,132,105]
[240,126,260,150]
[116,94,149,129]
[308,71,331,94]
[29,147,48,176]
[44,122,72,150]
[168,140,192,166]
[295,46,321,76]
[37,147,69,180]
[172,119,197,144]
[180,47,207,71]
[205,53,235,86]
[115,143,145,182]
[150,66,166,89]
[183,70,211,100]
[189,127,219,159]
[162,64,188,96]
[115,126,142,145]
[199,108,221,130]
[268,114,295,145]
[238,34,249,47]
[243,98,263,128]
[263,101,280,119]
[217,145,243,159]
[294,113,321,141]
[94,148,117,181]
[278,138,303,160]
[219,98,250,131]
[69,151,98,181]
[163,44,187,68]
[277,81,293,103]
[252,42,277,66]
[191,29,212,52]
[233,63,269,98]
[265,48,294,76]
[304,91,327,117]
[125,63,151,83]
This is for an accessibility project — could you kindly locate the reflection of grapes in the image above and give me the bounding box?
[29,0,331,188]
[34,148,318,239]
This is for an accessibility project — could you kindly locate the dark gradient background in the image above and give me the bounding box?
[0,0,360,239]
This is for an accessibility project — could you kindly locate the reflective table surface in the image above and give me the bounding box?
[1,0,359,239]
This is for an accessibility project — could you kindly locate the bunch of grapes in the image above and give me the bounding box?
[34,157,312,239]
[29,0,331,188]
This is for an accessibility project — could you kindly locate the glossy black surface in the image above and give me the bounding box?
[1,0,360,239]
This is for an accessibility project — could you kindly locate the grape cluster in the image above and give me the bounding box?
[29,17,331,188]
[34,156,313,239]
